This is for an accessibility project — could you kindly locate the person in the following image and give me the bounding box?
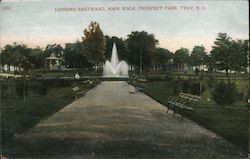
[74,72,80,80]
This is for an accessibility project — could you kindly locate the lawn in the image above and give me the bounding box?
[1,79,100,152]
[131,80,249,155]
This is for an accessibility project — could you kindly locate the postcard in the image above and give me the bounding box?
[0,0,249,159]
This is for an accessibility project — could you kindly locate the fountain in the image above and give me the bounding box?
[103,43,129,77]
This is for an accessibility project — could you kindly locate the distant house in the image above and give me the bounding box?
[45,53,63,70]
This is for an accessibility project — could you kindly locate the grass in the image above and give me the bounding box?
[131,80,249,155]
[183,107,249,154]
[1,86,74,144]
[1,80,99,146]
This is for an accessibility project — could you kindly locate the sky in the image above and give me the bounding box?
[0,0,249,52]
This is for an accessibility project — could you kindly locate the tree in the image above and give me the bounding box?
[30,47,44,69]
[0,43,33,72]
[211,80,239,106]
[82,21,106,67]
[230,39,249,73]
[64,41,90,68]
[210,33,233,77]
[153,48,173,70]
[173,47,190,70]
[44,44,64,58]
[127,31,158,73]
[1,44,13,71]
[190,45,207,70]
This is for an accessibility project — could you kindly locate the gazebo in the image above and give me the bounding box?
[45,53,63,70]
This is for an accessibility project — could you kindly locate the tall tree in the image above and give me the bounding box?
[190,45,207,70]
[153,48,173,70]
[1,44,13,71]
[0,43,32,71]
[44,44,63,58]
[64,41,90,68]
[82,21,105,67]
[210,33,233,77]
[173,47,190,70]
[30,47,44,69]
[230,39,249,73]
[127,31,158,73]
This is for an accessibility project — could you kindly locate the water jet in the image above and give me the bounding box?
[103,43,129,77]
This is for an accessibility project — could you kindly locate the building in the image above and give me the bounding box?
[45,53,63,70]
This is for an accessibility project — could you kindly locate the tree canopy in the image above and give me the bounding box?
[190,45,207,69]
[0,23,248,75]
[173,48,190,68]
[82,21,106,66]
[153,48,173,69]
[126,31,158,72]
[64,41,90,68]
[210,33,233,77]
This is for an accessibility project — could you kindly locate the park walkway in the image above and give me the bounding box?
[9,81,243,159]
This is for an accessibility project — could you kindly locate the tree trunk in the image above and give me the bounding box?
[8,79,11,97]
[23,78,26,103]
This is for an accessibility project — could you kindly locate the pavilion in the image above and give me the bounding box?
[45,53,63,70]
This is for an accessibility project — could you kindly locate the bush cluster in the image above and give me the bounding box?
[211,80,239,106]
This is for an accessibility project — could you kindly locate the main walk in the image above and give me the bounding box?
[8,81,243,159]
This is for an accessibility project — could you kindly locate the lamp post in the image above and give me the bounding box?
[200,57,204,95]
[248,49,250,105]
[140,50,142,73]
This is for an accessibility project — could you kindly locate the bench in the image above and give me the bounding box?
[81,80,93,85]
[167,92,201,117]
[135,86,143,93]
[72,87,86,100]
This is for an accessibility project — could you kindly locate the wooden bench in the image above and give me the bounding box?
[135,86,143,93]
[72,87,86,100]
[167,92,201,117]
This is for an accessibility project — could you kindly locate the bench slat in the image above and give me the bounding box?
[167,92,200,113]
[72,86,86,99]
[72,87,80,92]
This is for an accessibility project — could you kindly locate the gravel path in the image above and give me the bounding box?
[8,81,244,159]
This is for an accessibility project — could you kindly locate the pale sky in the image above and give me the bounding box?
[0,0,249,52]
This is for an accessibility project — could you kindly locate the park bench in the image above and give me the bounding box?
[72,86,86,100]
[167,92,201,117]
[81,80,93,84]
[135,86,143,93]
[129,86,143,94]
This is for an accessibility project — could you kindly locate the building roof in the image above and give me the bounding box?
[45,53,62,60]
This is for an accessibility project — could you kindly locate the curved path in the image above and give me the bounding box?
[9,81,243,159]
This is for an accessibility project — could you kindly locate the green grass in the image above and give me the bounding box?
[1,86,75,143]
[183,108,249,154]
[131,80,250,155]
[1,80,100,145]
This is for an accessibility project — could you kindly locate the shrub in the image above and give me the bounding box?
[211,80,239,106]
